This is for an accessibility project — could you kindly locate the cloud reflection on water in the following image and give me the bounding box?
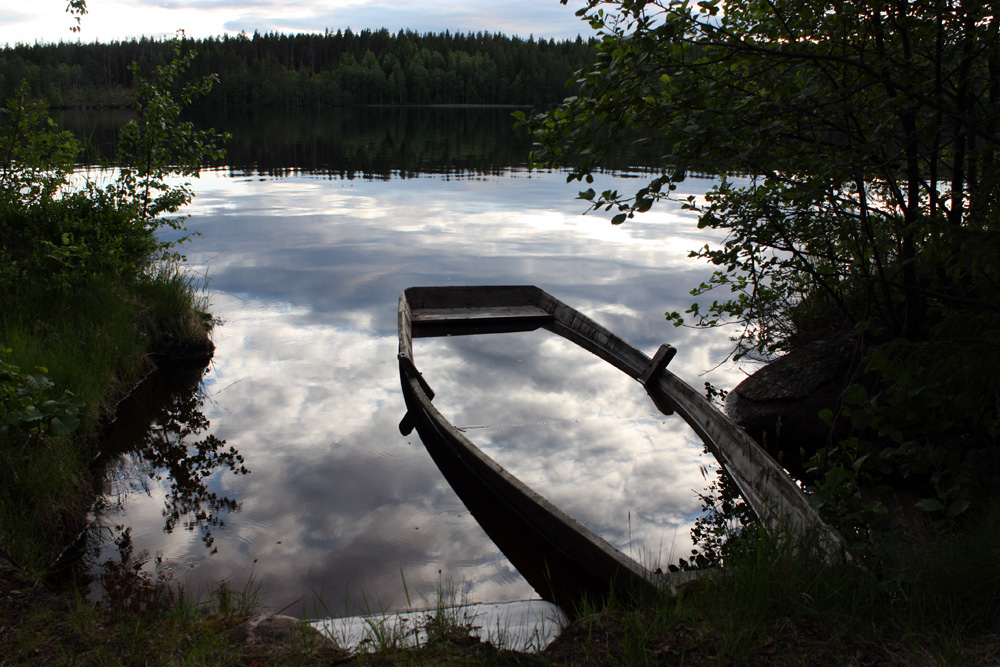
[413,330,713,571]
[94,168,745,617]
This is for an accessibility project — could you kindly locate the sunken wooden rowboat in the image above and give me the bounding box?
[397,285,844,614]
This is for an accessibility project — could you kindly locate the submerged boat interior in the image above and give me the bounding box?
[397,285,844,616]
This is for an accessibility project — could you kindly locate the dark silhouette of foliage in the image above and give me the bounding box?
[527,0,1000,547]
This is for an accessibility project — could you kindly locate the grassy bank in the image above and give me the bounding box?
[2,501,999,665]
[0,264,213,579]
[547,509,1000,666]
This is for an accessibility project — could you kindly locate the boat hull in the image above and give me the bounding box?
[397,285,843,616]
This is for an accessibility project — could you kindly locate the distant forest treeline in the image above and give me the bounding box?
[1,29,596,108]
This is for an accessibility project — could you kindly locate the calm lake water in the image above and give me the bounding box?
[75,108,743,619]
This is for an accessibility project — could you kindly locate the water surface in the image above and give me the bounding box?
[84,109,741,618]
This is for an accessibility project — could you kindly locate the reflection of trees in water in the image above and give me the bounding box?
[86,362,249,603]
[53,107,675,178]
[132,383,247,547]
[95,362,248,555]
[216,106,528,179]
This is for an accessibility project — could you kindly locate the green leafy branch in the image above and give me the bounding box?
[109,34,229,261]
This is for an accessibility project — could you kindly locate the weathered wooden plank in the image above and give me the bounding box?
[405,285,545,311]
[412,305,552,322]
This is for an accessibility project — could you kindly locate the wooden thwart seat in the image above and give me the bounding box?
[411,305,555,338]
[411,305,553,323]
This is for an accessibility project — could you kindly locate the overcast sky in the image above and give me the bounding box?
[1,0,598,47]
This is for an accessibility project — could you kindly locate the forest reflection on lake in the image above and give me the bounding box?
[79,108,743,619]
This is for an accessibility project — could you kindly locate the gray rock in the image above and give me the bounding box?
[725,338,865,480]
[232,610,348,658]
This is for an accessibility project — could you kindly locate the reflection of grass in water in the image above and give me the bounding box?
[315,571,564,655]
[625,509,679,577]
[341,571,476,652]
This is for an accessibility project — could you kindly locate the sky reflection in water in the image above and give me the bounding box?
[92,167,744,618]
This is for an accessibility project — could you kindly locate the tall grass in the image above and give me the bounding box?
[133,262,213,354]
[557,504,1000,665]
